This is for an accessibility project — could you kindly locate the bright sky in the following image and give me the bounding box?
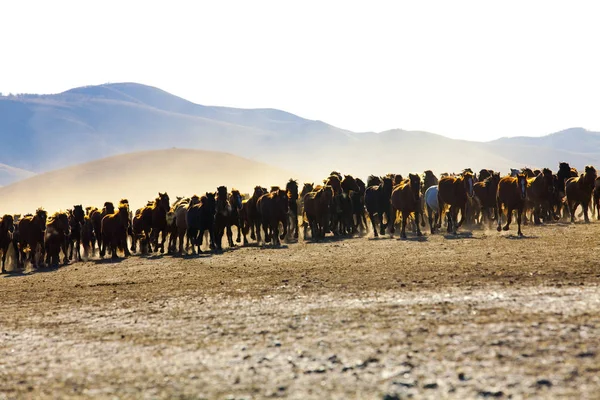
[2,1,600,141]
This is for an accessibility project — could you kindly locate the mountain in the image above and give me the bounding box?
[0,149,304,215]
[1,82,600,185]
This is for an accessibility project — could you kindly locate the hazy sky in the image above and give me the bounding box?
[2,1,599,141]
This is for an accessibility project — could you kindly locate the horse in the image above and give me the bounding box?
[303,185,334,240]
[0,215,16,273]
[365,177,393,237]
[187,193,217,254]
[593,177,600,220]
[241,186,266,245]
[18,208,47,269]
[473,173,500,226]
[229,189,244,244]
[257,189,289,246]
[214,186,233,252]
[478,169,493,181]
[81,215,94,259]
[566,165,598,223]
[496,174,528,236]
[422,171,438,194]
[44,211,70,267]
[437,172,474,235]
[168,197,191,254]
[285,180,299,240]
[166,210,177,254]
[352,178,368,234]
[391,173,423,238]
[67,205,85,262]
[89,202,114,256]
[525,168,556,224]
[521,167,536,178]
[100,202,131,259]
[138,193,170,253]
[424,186,440,234]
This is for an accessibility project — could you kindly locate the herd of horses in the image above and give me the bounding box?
[0,162,598,273]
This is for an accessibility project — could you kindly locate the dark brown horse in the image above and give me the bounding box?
[241,186,266,245]
[44,212,70,267]
[257,189,289,246]
[365,177,393,237]
[139,192,171,253]
[352,178,368,233]
[391,173,423,239]
[496,174,528,236]
[303,185,334,240]
[89,202,114,256]
[422,170,439,193]
[566,165,597,223]
[593,177,600,220]
[285,180,299,240]
[0,215,16,273]
[437,172,474,234]
[18,208,47,269]
[525,168,556,224]
[100,202,131,259]
[473,172,500,226]
[67,205,85,261]
[81,215,94,259]
[214,186,233,252]
[187,193,217,254]
[228,189,244,244]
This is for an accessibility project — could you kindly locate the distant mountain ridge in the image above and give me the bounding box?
[1,82,600,184]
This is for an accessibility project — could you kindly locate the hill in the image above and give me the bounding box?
[0,149,303,214]
[2,83,600,183]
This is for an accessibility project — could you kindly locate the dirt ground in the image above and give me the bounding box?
[1,221,600,399]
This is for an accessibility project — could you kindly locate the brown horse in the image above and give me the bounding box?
[229,189,244,244]
[67,205,85,261]
[89,202,114,256]
[100,202,131,259]
[473,172,500,226]
[496,174,528,236]
[437,172,474,234]
[285,180,300,240]
[303,185,334,240]
[525,168,556,224]
[44,212,70,267]
[0,215,16,273]
[593,177,600,220]
[257,189,289,246]
[241,186,266,245]
[365,177,394,237]
[81,215,94,259]
[18,208,47,269]
[391,173,423,239]
[566,165,597,223]
[139,192,171,253]
[214,186,233,252]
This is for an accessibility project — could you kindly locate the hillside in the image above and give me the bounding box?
[1,83,600,184]
[0,149,303,215]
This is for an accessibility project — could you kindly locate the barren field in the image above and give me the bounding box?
[1,222,600,399]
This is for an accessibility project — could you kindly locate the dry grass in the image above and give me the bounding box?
[1,222,600,399]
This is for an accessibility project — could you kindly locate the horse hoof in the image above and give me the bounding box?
[417,232,423,237]
[502,226,509,231]
[496,226,501,232]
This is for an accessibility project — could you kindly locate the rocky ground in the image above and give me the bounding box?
[1,222,600,399]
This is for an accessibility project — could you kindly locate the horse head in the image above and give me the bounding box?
[1,214,14,233]
[229,189,243,211]
[584,165,597,184]
[73,205,85,223]
[158,192,170,211]
[35,208,48,231]
[408,173,421,201]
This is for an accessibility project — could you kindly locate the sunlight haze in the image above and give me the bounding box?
[2,0,600,140]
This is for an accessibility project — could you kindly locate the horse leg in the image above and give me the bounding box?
[400,214,407,239]
[226,223,234,247]
[368,212,378,237]
[250,219,257,241]
[236,220,242,243]
[503,207,513,231]
[583,201,590,223]
[254,219,262,244]
[1,246,6,274]
[517,207,524,236]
